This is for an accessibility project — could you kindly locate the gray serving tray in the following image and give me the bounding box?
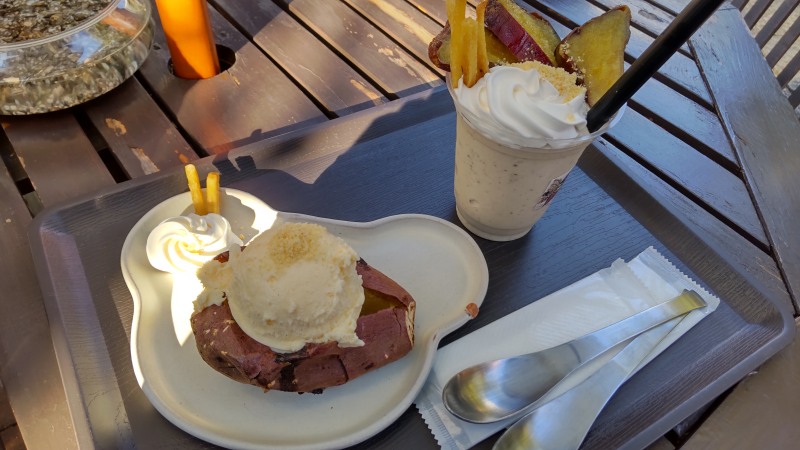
[29,89,795,449]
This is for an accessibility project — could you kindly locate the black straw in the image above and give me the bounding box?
[586,0,727,132]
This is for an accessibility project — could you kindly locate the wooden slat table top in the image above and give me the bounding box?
[0,131,78,450]
[140,5,330,154]
[692,4,800,311]
[1,114,116,206]
[83,77,199,177]
[276,0,443,97]
[212,0,388,116]
[0,0,798,449]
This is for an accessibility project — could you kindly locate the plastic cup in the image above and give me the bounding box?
[451,92,622,242]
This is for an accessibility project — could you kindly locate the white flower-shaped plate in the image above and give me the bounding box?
[121,188,489,449]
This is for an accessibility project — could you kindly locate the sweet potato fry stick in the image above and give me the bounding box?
[476,1,489,77]
[447,0,467,87]
[465,18,479,86]
[462,19,473,86]
[446,0,489,87]
[446,0,455,22]
[206,172,220,214]
[184,163,207,215]
[452,27,463,86]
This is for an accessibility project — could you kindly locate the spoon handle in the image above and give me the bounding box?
[494,317,682,450]
[568,290,704,363]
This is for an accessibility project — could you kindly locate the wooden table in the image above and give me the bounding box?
[2,0,799,449]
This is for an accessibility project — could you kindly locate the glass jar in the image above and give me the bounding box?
[0,0,154,115]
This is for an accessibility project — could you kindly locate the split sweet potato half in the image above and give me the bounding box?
[190,257,416,394]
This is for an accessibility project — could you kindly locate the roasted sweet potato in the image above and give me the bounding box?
[190,258,416,393]
[428,21,518,72]
[484,0,560,65]
[555,6,631,105]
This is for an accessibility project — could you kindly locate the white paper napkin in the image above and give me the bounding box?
[414,247,720,450]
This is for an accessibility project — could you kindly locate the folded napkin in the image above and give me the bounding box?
[414,247,720,450]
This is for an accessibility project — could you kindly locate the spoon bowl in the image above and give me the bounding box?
[492,317,681,450]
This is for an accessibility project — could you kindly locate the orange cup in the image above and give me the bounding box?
[155,0,220,79]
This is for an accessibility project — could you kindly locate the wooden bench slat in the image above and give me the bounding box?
[645,0,686,16]
[139,5,328,154]
[274,0,442,98]
[731,0,750,10]
[765,12,800,65]
[789,82,800,105]
[342,0,445,74]
[627,68,737,166]
[754,0,799,47]
[406,0,447,24]
[1,114,115,207]
[607,109,767,247]
[82,78,198,179]
[777,47,800,85]
[212,0,388,117]
[591,0,692,56]
[670,0,799,100]
[743,0,776,28]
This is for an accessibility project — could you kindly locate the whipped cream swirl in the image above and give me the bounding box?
[451,65,590,147]
[147,213,243,274]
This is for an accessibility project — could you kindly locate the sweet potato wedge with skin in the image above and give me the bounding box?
[484,0,560,65]
[555,6,631,106]
[429,21,518,72]
[190,257,416,394]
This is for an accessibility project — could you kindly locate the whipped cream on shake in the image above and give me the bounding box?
[452,62,589,146]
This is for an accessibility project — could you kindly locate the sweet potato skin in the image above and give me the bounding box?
[428,22,452,71]
[428,22,519,72]
[190,258,416,393]
[484,0,555,65]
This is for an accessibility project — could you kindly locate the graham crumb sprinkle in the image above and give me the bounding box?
[511,61,584,102]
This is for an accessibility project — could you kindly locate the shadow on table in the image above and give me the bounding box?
[207,87,456,222]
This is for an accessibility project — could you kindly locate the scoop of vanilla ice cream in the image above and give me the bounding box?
[197,222,365,353]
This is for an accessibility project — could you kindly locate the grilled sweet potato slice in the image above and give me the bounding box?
[190,258,415,393]
[484,0,560,65]
[555,6,631,105]
[429,21,518,71]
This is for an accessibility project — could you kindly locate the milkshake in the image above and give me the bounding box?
[428,0,630,241]
[449,62,619,241]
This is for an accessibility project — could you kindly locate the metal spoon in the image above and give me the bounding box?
[443,290,705,423]
[492,317,682,450]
